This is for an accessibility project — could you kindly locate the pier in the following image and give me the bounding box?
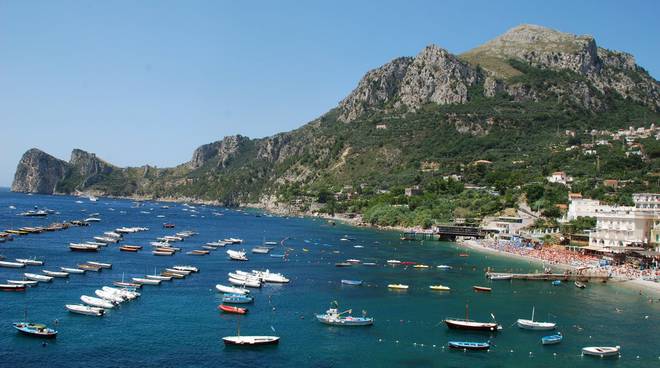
[402,224,498,241]
[486,272,610,283]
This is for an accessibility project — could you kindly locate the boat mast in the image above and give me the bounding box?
[465,304,469,320]
[531,306,535,322]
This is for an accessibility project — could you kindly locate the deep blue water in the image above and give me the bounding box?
[0,189,658,367]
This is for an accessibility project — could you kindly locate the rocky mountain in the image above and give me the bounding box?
[11,24,660,210]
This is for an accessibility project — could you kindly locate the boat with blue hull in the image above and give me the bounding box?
[222,294,254,304]
[542,333,563,345]
[316,302,373,326]
[13,322,58,338]
[448,341,490,351]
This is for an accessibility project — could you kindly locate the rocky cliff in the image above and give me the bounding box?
[11,149,69,194]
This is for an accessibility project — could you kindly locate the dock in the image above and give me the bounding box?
[486,272,610,283]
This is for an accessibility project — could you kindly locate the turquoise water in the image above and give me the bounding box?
[0,189,658,367]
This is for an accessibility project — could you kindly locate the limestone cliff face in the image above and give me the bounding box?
[11,149,69,194]
[68,149,114,186]
[188,135,249,169]
[338,45,479,122]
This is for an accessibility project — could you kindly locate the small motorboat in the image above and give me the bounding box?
[81,295,115,309]
[219,304,248,314]
[335,262,352,267]
[251,246,271,254]
[222,294,254,304]
[413,264,429,269]
[459,253,469,257]
[341,279,363,286]
[6,280,38,287]
[429,285,451,291]
[65,304,105,316]
[222,335,279,345]
[473,286,492,292]
[113,281,142,289]
[0,284,26,291]
[228,277,261,288]
[316,302,373,326]
[163,223,175,228]
[87,261,112,269]
[102,286,140,300]
[164,268,191,276]
[437,265,452,270]
[387,284,409,290]
[132,277,161,285]
[78,264,103,272]
[227,250,248,261]
[24,273,53,282]
[216,284,250,295]
[551,280,562,286]
[448,341,490,351]
[69,244,99,252]
[120,245,142,252]
[146,275,172,281]
[386,260,401,265]
[187,250,210,256]
[42,270,69,278]
[345,259,361,264]
[516,307,556,330]
[13,322,57,338]
[581,346,620,358]
[0,261,26,268]
[15,258,44,266]
[60,267,86,274]
[541,333,563,345]
[153,249,176,256]
[574,281,586,289]
[95,289,125,303]
[173,265,199,273]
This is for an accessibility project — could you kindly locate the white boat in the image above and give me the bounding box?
[95,289,125,303]
[228,277,261,288]
[85,217,101,222]
[93,236,119,243]
[104,231,122,238]
[386,260,401,265]
[85,241,107,247]
[206,241,226,247]
[65,304,104,316]
[42,270,69,278]
[222,336,279,345]
[437,265,453,269]
[227,250,248,261]
[582,346,620,357]
[228,272,261,282]
[6,280,39,287]
[24,273,53,282]
[146,275,172,281]
[215,284,250,295]
[164,268,191,275]
[102,286,140,300]
[251,269,290,283]
[87,261,112,269]
[150,241,171,247]
[387,284,409,290]
[15,258,44,266]
[489,273,513,280]
[81,295,115,309]
[60,267,86,274]
[223,238,243,244]
[516,307,556,330]
[69,243,99,252]
[173,265,199,273]
[251,246,271,254]
[0,261,26,268]
[132,277,161,285]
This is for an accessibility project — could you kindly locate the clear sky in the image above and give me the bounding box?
[0,0,658,186]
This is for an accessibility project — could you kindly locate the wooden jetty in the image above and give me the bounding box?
[486,272,610,283]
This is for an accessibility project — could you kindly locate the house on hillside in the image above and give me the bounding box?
[547,171,573,186]
[405,185,421,197]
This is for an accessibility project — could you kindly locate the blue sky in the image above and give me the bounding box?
[0,0,658,186]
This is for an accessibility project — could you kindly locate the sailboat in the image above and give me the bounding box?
[12,308,58,338]
[516,307,556,330]
[222,318,280,345]
[444,305,502,332]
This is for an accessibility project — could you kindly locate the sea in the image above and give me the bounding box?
[0,188,658,368]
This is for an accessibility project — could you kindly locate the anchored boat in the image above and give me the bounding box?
[448,341,490,351]
[316,302,373,326]
[444,305,501,332]
[66,304,105,316]
[581,346,620,358]
[219,304,248,314]
[516,307,556,330]
[541,333,563,345]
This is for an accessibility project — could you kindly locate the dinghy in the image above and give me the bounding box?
[24,273,53,282]
[132,277,161,286]
[95,289,125,303]
[42,270,69,278]
[81,295,115,309]
[216,284,250,295]
[341,279,363,286]
[15,258,44,266]
[222,294,254,304]
[541,333,563,345]
[429,285,451,291]
[65,304,105,316]
[60,267,86,274]
[0,261,26,268]
[387,284,409,290]
[0,284,26,291]
[219,304,248,314]
[581,346,620,357]
[448,341,490,351]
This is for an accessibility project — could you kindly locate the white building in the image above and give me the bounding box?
[588,193,660,251]
[567,198,601,221]
[546,171,573,185]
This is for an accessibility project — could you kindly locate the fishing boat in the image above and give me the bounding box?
[552,280,562,286]
[216,284,250,295]
[227,250,248,261]
[0,261,26,268]
[81,295,115,309]
[222,294,254,304]
[541,333,563,345]
[95,289,125,303]
[65,304,105,316]
[219,304,248,314]
[132,277,161,285]
[429,285,451,291]
[516,307,556,330]
[448,341,490,351]
[387,284,409,290]
[42,270,69,278]
[0,284,26,291]
[13,322,57,338]
[574,281,586,289]
[69,244,99,252]
[173,265,199,272]
[473,286,492,292]
[15,258,44,266]
[581,346,620,357]
[341,279,363,286]
[6,280,39,287]
[488,273,513,280]
[316,302,373,326]
[120,245,142,252]
[24,273,53,282]
[444,305,502,332]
